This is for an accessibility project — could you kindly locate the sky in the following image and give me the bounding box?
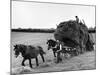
[12,0,95,29]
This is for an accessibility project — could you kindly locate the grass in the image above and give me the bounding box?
[11,32,96,74]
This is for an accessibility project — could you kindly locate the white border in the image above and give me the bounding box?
[0,0,99,75]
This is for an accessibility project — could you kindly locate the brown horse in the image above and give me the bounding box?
[13,44,46,68]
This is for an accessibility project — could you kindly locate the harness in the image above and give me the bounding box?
[47,40,77,53]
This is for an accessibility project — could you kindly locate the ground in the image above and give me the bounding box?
[11,32,96,74]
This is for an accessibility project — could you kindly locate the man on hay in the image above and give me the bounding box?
[75,16,79,23]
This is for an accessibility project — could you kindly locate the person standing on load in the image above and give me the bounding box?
[75,16,79,23]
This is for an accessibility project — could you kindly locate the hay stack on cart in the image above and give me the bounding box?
[54,20,94,53]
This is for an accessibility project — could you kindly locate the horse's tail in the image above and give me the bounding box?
[37,46,46,54]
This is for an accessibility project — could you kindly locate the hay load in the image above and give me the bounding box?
[54,20,94,52]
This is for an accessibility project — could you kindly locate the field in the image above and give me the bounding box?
[11,32,96,74]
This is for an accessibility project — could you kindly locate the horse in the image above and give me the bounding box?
[46,39,79,63]
[13,44,46,68]
[46,39,60,57]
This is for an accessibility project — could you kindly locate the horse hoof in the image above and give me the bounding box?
[55,61,59,64]
[43,60,45,62]
[30,66,33,68]
[55,60,60,64]
[36,64,39,67]
[22,64,25,66]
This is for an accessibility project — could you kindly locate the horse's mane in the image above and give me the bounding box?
[17,44,41,50]
[48,39,56,43]
[28,45,35,49]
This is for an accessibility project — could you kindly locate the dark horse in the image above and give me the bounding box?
[13,44,46,68]
[46,39,60,57]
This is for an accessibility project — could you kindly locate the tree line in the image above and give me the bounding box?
[11,27,96,33]
[11,28,55,33]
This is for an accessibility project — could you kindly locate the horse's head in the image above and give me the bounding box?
[46,39,57,50]
[13,44,21,58]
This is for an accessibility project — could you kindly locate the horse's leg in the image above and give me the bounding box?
[53,49,56,57]
[21,58,26,66]
[29,58,32,68]
[53,51,56,57]
[40,54,45,62]
[35,57,39,66]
